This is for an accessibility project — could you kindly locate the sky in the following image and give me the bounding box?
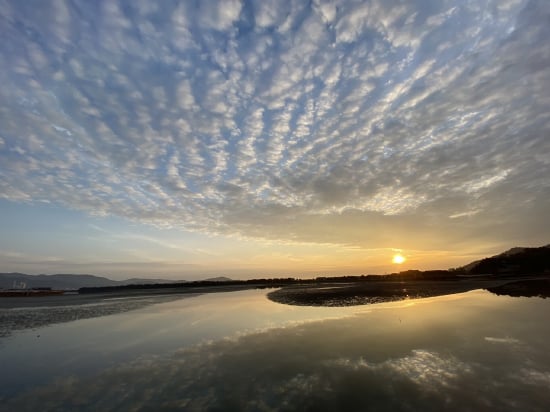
[0,0,549,280]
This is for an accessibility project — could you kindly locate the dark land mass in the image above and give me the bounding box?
[74,244,550,306]
[1,245,549,338]
[486,278,550,299]
[461,244,550,275]
[1,244,549,309]
[267,280,495,307]
[268,244,550,306]
[0,272,186,290]
[266,277,550,306]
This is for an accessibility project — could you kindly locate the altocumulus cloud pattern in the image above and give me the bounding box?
[0,0,549,249]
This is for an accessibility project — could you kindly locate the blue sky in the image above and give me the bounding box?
[1,0,549,279]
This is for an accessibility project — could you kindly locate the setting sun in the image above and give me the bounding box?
[392,254,406,264]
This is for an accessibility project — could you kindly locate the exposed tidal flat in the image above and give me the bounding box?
[266,279,516,306]
[1,282,550,411]
[0,279,504,339]
[0,284,255,339]
[0,293,195,339]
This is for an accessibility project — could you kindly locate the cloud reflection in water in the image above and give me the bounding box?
[3,290,550,411]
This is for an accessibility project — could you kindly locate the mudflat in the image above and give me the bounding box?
[0,284,257,338]
[267,278,544,306]
[2,278,548,339]
[0,283,259,309]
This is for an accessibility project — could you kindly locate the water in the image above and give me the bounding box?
[1,289,549,411]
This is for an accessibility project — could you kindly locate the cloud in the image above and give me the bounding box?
[197,0,243,31]
[485,336,521,344]
[0,0,548,252]
[4,320,549,411]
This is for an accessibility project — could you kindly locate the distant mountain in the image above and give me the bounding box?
[0,273,186,290]
[203,276,233,282]
[117,278,186,286]
[462,245,550,276]
[2,244,548,291]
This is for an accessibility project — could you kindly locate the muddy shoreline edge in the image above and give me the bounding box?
[267,277,550,307]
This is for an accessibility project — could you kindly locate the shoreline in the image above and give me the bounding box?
[0,283,260,309]
[2,277,549,339]
[0,284,259,339]
[267,277,549,307]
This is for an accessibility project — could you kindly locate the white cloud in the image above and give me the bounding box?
[484,336,521,344]
[313,0,337,24]
[339,349,473,386]
[0,0,548,250]
[252,0,289,29]
[198,0,242,31]
[461,169,511,194]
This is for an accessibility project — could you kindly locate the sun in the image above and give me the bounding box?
[392,253,406,264]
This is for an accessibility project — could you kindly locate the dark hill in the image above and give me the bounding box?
[0,273,185,290]
[203,276,233,282]
[463,245,550,276]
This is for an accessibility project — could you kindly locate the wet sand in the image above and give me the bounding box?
[0,284,258,339]
[2,278,548,339]
[267,278,532,306]
[0,283,258,309]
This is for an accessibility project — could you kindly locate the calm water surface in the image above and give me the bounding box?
[1,289,549,411]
